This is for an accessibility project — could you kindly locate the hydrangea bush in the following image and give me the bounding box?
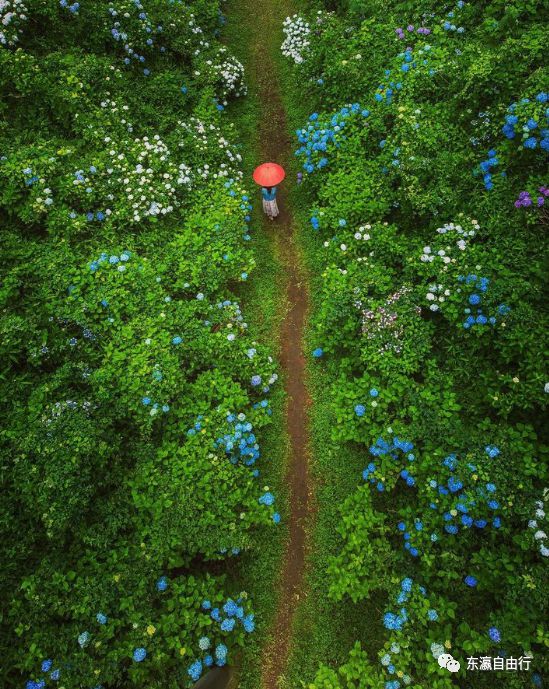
[0,1,278,687]
[284,0,549,686]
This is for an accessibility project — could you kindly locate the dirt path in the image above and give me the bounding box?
[224,1,312,687]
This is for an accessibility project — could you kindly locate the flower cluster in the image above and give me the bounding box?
[26,659,61,688]
[178,117,244,182]
[281,14,311,64]
[419,218,479,311]
[258,488,280,522]
[296,104,372,173]
[395,25,431,40]
[373,76,403,106]
[67,132,193,225]
[478,149,500,190]
[357,287,420,355]
[215,412,261,468]
[527,490,549,558]
[20,165,55,214]
[380,580,439,687]
[398,451,503,559]
[212,48,247,100]
[362,436,415,493]
[0,0,27,46]
[41,399,94,426]
[107,0,167,73]
[213,299,250,342]
[442,1,466,33]
[353,388,380,418]
[383,579,428,629]
[374,42,435,103]
[59,0,80,13]
[189,597,255,681]
[457,274,510,330]
[89,250,131,273]
[514,186,548,209]
[501,93,549,150]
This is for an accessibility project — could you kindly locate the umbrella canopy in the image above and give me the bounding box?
[252,162,286,187]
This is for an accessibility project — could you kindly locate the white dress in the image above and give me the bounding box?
[262,187,279,218]
[262,197,279,218]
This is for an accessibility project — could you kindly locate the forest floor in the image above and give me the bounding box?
[223,0,315,687]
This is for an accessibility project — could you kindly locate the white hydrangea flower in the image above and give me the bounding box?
[0,0,27,46]
[281,15,311,64]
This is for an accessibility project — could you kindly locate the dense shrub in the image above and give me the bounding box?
[0,2,277,687]
[283,1,548,687]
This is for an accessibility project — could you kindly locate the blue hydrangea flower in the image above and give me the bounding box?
[133,648,147,662]
[215,643,228,660]
[96,613,107,625]
[223,600,239,617]
[221,618,236,632]
[156,576,168,592]
[488,627,501,643]
[243,614,255,632]
[464,575,477,587]
[259,491,275,506]
[188,659,203,682]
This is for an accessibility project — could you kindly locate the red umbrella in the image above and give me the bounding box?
[253,162,286,187]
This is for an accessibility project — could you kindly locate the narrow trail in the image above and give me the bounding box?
[225,1,313,687]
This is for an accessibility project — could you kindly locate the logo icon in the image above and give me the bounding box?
[438,653,461,673]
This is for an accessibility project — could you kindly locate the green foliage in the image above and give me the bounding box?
[0,1,273,687]
[285,0,549,686]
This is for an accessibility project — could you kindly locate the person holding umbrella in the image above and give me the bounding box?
[253,162,286,220]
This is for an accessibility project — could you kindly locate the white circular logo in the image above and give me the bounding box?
[437,653,461,673]
[447,658,461,673]
[438,653,454,669]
